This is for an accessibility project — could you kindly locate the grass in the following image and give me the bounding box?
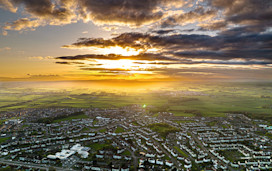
[122,150,131,156]
[163,155,171,161]
[148,123,179,138]
[115,126,125,133]
[87,142,114,151]
[81,127,90,132]
[0,137,10,144]
[222,124,231,129]
[53,114,89,123]
[131,121,140,126]
[265,132,272,139]
[93,120,98,125]
[206,121,217,127]
[170,111,196,117]
[99,128,107,133]
[173,146,188,158]
[174,120,195,124]
[219,150,244,162]
[0,82,271,122]
[21,124,30,128]
[152,113,159,117]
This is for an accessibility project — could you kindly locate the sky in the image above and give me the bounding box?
[0,0,271,82]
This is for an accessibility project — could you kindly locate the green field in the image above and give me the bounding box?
[174,120,195,124]
[148,123,179,138]
[219,150,245,162]
[99,128,107,133]
[36,112,88,124]
[87,142,114,151]
[114,126,125,133]
[0,137,10,144]
[53,114,89,123]
[0,81,271,122]
[174,146,189,157]
[122,150,131,156]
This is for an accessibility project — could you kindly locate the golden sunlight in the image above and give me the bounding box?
[97,59,136,70]
[102,46,143,56]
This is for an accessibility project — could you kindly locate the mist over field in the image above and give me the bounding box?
[1,80,271,122]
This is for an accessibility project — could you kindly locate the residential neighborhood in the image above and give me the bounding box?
[0,107,271,170]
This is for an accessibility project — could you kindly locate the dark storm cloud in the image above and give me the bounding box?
[12,0,56,17]
[56,61,85,65]
[77,0,178,26]
[209,0,272,23]
[1,0,188,32]
[17,0,74,20]
[56,61,70,65]
[134,60,272,66]
[1,0,271,35]
[173,49,272,61]
[181,29,195,32]
[64,32,220,51]
[55,30,272,79]
[63,32,156,50]
[2,0,76,31]
[63,31,272,62]
[89,64,103,66]
[151,29,176,35]
[152,67,272,80]
[200,0,272,32]
[198,21,227,31]
[161,7,217,27]
[56,53,177,61]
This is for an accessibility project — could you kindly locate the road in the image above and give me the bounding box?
[149,135,181,169]
[112,136,138,169]
[189,130,231,170]
[0,158,75,171]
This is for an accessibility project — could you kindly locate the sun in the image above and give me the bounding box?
[103,46,143,56]
[98,59,136,70]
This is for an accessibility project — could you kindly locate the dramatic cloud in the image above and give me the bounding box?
[56,53,176,61]
[1,0,271,81]
[62,32,152,50]
[200,0,272,32]
[63,31,272,61]
[0,0,17,12]
[161,7,217,27]
[80,67,154,72]
[56,61,85,65]
[1,0,77,32]
[3,18,43,31]
[0,0,190,33]
[0,0,272,35]
[79,0,193,26]
[54,27,272,80]
[134,59,272,66]
[151,29,177,35]
[1,0,271,35]
[78,0,169,26]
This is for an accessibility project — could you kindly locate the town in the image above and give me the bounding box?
[0,106,271,171]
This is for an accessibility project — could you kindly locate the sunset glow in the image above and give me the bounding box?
[0,1,272,168]
[0,0,271,82]
[102,46,143,56]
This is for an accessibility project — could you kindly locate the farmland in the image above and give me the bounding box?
[0,81,271,122]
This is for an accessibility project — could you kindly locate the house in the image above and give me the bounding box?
[165,160,174,167]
